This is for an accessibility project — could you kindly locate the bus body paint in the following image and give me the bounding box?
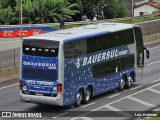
[63,45,134,106]
[22,55,58,95]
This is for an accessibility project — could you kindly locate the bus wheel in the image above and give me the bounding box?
[118,78,125,91]
[75,91,83,107]
[125,76,133,88]
[83,87,92,104]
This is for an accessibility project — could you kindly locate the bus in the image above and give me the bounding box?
[19,23,149,106]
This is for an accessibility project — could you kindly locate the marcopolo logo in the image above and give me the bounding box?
[76,48,129,68]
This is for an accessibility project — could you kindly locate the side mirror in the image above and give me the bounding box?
[146,50,150,59]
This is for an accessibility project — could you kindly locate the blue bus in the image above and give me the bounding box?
[19,23,149,106]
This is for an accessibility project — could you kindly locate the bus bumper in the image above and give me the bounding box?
[19,92,63,106]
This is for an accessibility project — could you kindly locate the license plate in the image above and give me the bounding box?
[36,94,43,96]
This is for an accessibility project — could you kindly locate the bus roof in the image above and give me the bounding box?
[24,23,136,42]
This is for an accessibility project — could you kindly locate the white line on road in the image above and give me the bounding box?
[108,93,120,98]
[80,117,94,120]
[104,105,132,117]
[148,88,160,95]
[128,96,155,107]
[149,45,160,50]
[92,82,160,111]
[147,61,160,66]
[130,85,143,90]
[52,112,69,118]
[0,83,19,90]
[69,82,160,120]
[152,79,160,83]
[81,102,96,108]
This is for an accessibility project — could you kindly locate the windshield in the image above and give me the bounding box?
[23,39,59,57]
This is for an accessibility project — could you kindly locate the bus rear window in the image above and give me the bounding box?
[23,40,59,57]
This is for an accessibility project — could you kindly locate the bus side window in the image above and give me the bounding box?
[64,40,87,58]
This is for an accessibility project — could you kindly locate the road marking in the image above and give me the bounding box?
[149,45,160,50]
[104,105,132,117]
[128,96,155,107]
[130,85,143,90]
[52,112,69,118]
[70,117,79,120]
[108,93,120,98]
[147,61,160,66]
[0,83,19,90]
[68,82,160,120]
[92,82,160,111]
[152,79,160,83]
[81,102,96,108]
[80,117,94,120]
[148,88,160,95]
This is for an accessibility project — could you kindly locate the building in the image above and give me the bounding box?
[134,0,160,16]
[125,0,144,16]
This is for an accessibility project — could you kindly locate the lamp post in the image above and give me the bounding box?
[20,0,23,42]
[131,0,134,24]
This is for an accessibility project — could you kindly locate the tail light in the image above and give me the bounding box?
[19,79,22,89]
[58,83,62,93]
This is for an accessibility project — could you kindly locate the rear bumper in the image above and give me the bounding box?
[20,91,63,106]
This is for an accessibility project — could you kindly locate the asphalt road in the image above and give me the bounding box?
[0,43,160,120]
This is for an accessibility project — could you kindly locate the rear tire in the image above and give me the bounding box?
[118,78,125,91]
[75,91,83,107]
[125,76,133,88]
[83,87,92,104]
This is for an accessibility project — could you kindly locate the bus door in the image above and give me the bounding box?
[134,27,144,81]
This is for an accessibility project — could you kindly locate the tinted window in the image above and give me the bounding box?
[93,54,135,79]
[23,40,59,57]
[87,29,134,54]
[117,54,135,71]
[64,29,134,59]
[92,59,116,79]
[64,40,87,58]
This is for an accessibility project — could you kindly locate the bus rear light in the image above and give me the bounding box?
[58,83,62,93]
[19,79,22,89]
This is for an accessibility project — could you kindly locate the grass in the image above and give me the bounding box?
[51,24,87,29]
[148,112,160,120]
[115,15,160,24]
[51,14,160,29]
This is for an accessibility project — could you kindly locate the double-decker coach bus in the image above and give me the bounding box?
[20,23,149,106]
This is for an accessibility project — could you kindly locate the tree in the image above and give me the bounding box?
[82,0,101,20]
[81,0,127,20]
[68,0,83,21]
[0,6,15,24]
[102,0,127,19]
[23,0,35,23]
[32,0,80,23]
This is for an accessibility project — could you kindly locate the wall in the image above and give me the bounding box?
[137,19,160,36]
